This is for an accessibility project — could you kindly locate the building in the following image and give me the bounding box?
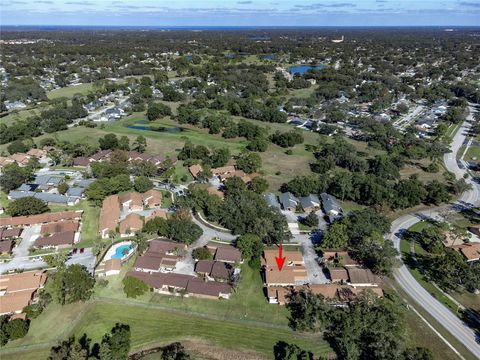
[104,259,122,276]
[73,157,90,167]
[206,186,224,199]
[320,193,343,223]
[299,194,321,213]
[264,193,281,209]
[142,189,162,208]
[0,240,14,255]
[189,164,203,179]
[119,213,143,237]
[346,268,381,287]
[99,195,121,238]
[33,230,76,249]
[41,221,79,235]
[134,239,185,272]
[145,209,167,223]
[459,243,480,262]
[262,249,307,287]
[279,192,299,211]
[0,227,23,240]
[119,192,144,211]
[0,210,82,228]
[195,260,233,282]
[213,245,242,263]
[328,267,349,283]
[0,271,48,315]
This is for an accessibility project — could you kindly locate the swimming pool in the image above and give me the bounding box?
[111,244,133,259]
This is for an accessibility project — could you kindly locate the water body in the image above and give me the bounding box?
[262,54,275,60]
[288,65,325,75]
[111,244,133,260]
[127,125,183,133]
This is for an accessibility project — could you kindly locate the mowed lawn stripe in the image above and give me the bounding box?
[73,302,331,357]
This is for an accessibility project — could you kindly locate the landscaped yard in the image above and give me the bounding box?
[47,83,94,100]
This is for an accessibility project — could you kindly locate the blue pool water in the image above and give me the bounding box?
[111,244,133,259]
[288,65,325,75]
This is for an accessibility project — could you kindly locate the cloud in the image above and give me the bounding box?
[8,0,27,4]
[237,1,252,4]
[376,0,388,2]
[294,2,356,10]
[64,1,94,5]
[37,0,54,3]
[460,1,480,7]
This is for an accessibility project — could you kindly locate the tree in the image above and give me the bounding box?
[134,176,153,193]
[425,180,451,205]
[118,136,130,151]
[321,222,348,249]
[132,135,147,153]
[286,289,326,332]
[0,163,34,193]
[99,133,119,150]
[301,212,318,228]
[147,102,172,121]
[236,234,263,265]
[7,140,29,154]
[4,318,29,341]
[143,217,170,237]
[100,323,131,360]
[50,264,95,305]
[273,341,313,360]
[168,219,203,245]
[57,181,69,195]
[123,276,150,298]
[161,342,191,360]
[236,152,262,174]
[192,246,213,260]
[7,196,49,216]
[249,177,268,194]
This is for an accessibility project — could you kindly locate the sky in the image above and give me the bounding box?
[1,0,480,27]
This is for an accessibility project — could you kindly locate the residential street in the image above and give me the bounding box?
[390,106,480,358]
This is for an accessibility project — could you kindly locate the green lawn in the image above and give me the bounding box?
[0,264,331,359]
[47,83,94,100]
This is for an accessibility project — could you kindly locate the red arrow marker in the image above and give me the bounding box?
[275,243,286,271]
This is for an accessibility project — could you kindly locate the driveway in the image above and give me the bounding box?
[295,233,329,284]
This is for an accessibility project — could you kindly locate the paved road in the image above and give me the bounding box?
[390,106,480,357]
[294,233,329,284]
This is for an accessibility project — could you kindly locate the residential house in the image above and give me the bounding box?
[104,259,122,276]
[279,192,299,211]
[33,230,76,249]
[189,164,203,179]
[142,189,162,208]
[299,194,321,213]
[0,240,13,255]
[145,209,167,223]
[346,268,381,287]
[119,192,143,211]
[264,193,281,209]
[40,221,79,235]
[0,227,23,240]
[119,213,143,237]
[206,186,224,199]
[0,210,83,228]
[320,193,343,223]
[26,148,47,159]
[185,278,232,300]
[213,245,242,264]
[0,271,48,315]
[328,267,349,283]
[99,195,121,239]
[459,243,480,262]
[73,157,90,167]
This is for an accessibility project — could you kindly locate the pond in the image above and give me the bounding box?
[127,125,183,133]
[288,65,325,75]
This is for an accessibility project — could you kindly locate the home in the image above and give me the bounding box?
[9,153,30,166]
[148,239,187,256]
[73,157,90,167]
[328,267,349,283]
[346,268,381,287]
[264,193,281,209]
[0,271,48,315]
[262,249,307,287]
[26,148,47,159]
[279,192,299,211]
[0,227,23,240]
[119,213,143,237]
[320,193,343,222]
[213,245,242,264]
[267,286,289,305]
[0,240,13,255]
[142,189,162,208]
[119,192,143,211]
[104,259,122,276]
[144,209,167,223]
[41,220,79,235]
[0,210,83,227]
[468,225,480,237]
[195,260,233,282]
[134,254,179,273]
[33,230,77,249]
[99,195,121,239]
[459,243,480,262]
[189,164,203,179]
[299,194,321,213]
[206,186,224,199]
[321,250,359,267]
[211,165,236,177]
[185,278,232,300]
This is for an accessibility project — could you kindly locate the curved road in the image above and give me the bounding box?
[389,107,480,357]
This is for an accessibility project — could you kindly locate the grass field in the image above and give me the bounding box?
[47,83,94,100]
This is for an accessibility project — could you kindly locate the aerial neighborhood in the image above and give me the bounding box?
[0,20,479,360]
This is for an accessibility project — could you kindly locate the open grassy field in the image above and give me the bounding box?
[0,106,47,124]
[47,83,94,100]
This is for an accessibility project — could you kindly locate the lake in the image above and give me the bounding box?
[127,125,183,133]
[288,65,325,75]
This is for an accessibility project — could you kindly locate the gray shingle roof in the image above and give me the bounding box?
[264,193,280,208]
[279,192,299,210]
[299,194,320,210]
[66,187,84,197]
[320,193,342,214]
